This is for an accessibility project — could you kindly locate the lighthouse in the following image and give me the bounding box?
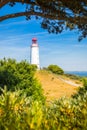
[30,38,40,69]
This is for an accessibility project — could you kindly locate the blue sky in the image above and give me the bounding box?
[0,4,87,71]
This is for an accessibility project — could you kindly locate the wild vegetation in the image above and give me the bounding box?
[0,58,45,101]
[0,78,87,130]
[0,58,87,130]
[47,64,64,75]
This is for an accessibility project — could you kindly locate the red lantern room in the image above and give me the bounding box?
[31,37,38,47]
[32,38,37,44]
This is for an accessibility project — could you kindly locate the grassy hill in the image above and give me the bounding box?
[35,70,82,101]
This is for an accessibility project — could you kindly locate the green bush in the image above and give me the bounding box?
[47,64,64,75]
[0,58,45,102]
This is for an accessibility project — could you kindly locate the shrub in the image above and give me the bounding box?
[0,58,45,102]
[47,64,64,75]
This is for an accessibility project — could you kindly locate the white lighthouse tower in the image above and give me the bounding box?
[30,38,40,69]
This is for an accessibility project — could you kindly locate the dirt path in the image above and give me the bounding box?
[58,77,79,87]
[35,71,80,101]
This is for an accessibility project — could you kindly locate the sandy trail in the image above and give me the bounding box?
[35,71,80,101]
[58,77,79,87]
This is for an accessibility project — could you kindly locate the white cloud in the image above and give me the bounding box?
[0,46,30,61]
[0,20,33,27]
[0,31,48,46]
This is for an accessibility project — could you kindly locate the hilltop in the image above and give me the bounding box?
[35,70,82,101]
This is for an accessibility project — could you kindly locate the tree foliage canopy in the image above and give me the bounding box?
[0,0,87,41]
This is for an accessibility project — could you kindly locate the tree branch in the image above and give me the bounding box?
[0,11,65,21]
[0,11,87,25]
[0,0,10,8]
